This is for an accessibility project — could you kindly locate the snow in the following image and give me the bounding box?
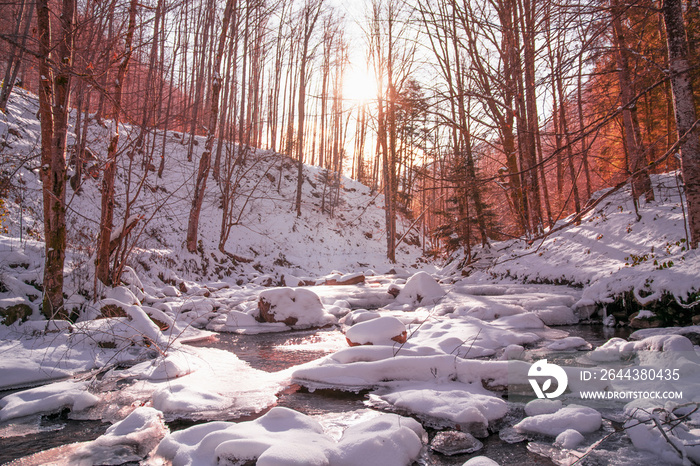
[463,458,500,466]
[514,404,602,437]
[156,407,424,466]
[344,315,406,345]
[394,271,445,305]
[1,87,700,465]
[524,399,562,416]
[369,381,507,434]
[71,407,167,465]
[554,429,585,449]
[257,287,337,328]
[0,380,99,422]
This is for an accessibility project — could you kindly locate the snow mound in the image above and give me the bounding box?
[257,288,337,328]
[71,407,167,465]
[155,407,425,466]
[0,380,99,422]
[345,316,407,346]
[369,381,507,435]
[514,404,602,437]
[396,272,445,305]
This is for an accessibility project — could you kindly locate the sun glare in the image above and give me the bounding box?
[344,65,378,103]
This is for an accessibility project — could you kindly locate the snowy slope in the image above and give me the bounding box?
[0,88,425,293]
[457,174,700,318]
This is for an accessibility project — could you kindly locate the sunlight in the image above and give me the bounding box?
[343,64,378,103]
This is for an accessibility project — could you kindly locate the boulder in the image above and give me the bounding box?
[629,310,662,329]
[257,288,335,328]
[345,316,407,346]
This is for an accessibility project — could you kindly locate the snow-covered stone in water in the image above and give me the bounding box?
[555,429,585,449]
[374,382,507,436]
[462,457,500,466]
[335,414,425,466]
[345,316,407,346]
[515,404,601,437]
[257,287,336,328]
[156,407,335,466]
[547,336,591,351]
[0,380,99,422]
[629,310,662,329]
[340,309,380,326]
[500,344,525,360]
[633,334,694,352]
[524,399,562,416]
[492,312,544,329]
[535,306,578,325]
[325,273,365,285]
[430,430,483,455]
[105,286,140,305]
[396,271,445,305]
[72,407,167,465]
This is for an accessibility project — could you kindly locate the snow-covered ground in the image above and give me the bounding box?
[2,88,700,465]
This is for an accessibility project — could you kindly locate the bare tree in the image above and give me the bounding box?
[662,0,700,248]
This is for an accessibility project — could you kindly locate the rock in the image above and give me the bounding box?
[692,315,700,325]
[162,285,180,297]
[100,303,128,319]
[257,288,334,328]
[0,303,33,325]
[629,310,662,329]
[325,273,365,286]
[387,284,401,298]
[178,282,188,293]
[555,429,585,449]
[396,272,444,305]
[431,431,483,456]
[345,316,407,346]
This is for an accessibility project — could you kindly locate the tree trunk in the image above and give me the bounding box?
[36,0,74,318]
[96,0,138,286]
[186,0,236,253]
[663,0,700,248]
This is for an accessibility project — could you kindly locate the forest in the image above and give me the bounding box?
[1,0,700,317]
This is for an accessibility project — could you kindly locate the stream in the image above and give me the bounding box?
[0,322,641,465]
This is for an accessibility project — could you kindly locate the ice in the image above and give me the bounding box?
[430,430,484,455]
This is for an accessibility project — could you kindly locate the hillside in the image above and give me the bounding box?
[0,88,426,309]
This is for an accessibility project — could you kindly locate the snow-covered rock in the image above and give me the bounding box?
[257,287,336,328]
[155,407,425,466]
[514,404,602,437]
[395,271,445,305]
[0,380,99,422]
[345,316,407,346]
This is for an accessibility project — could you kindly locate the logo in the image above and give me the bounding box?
[529,359,568,399]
